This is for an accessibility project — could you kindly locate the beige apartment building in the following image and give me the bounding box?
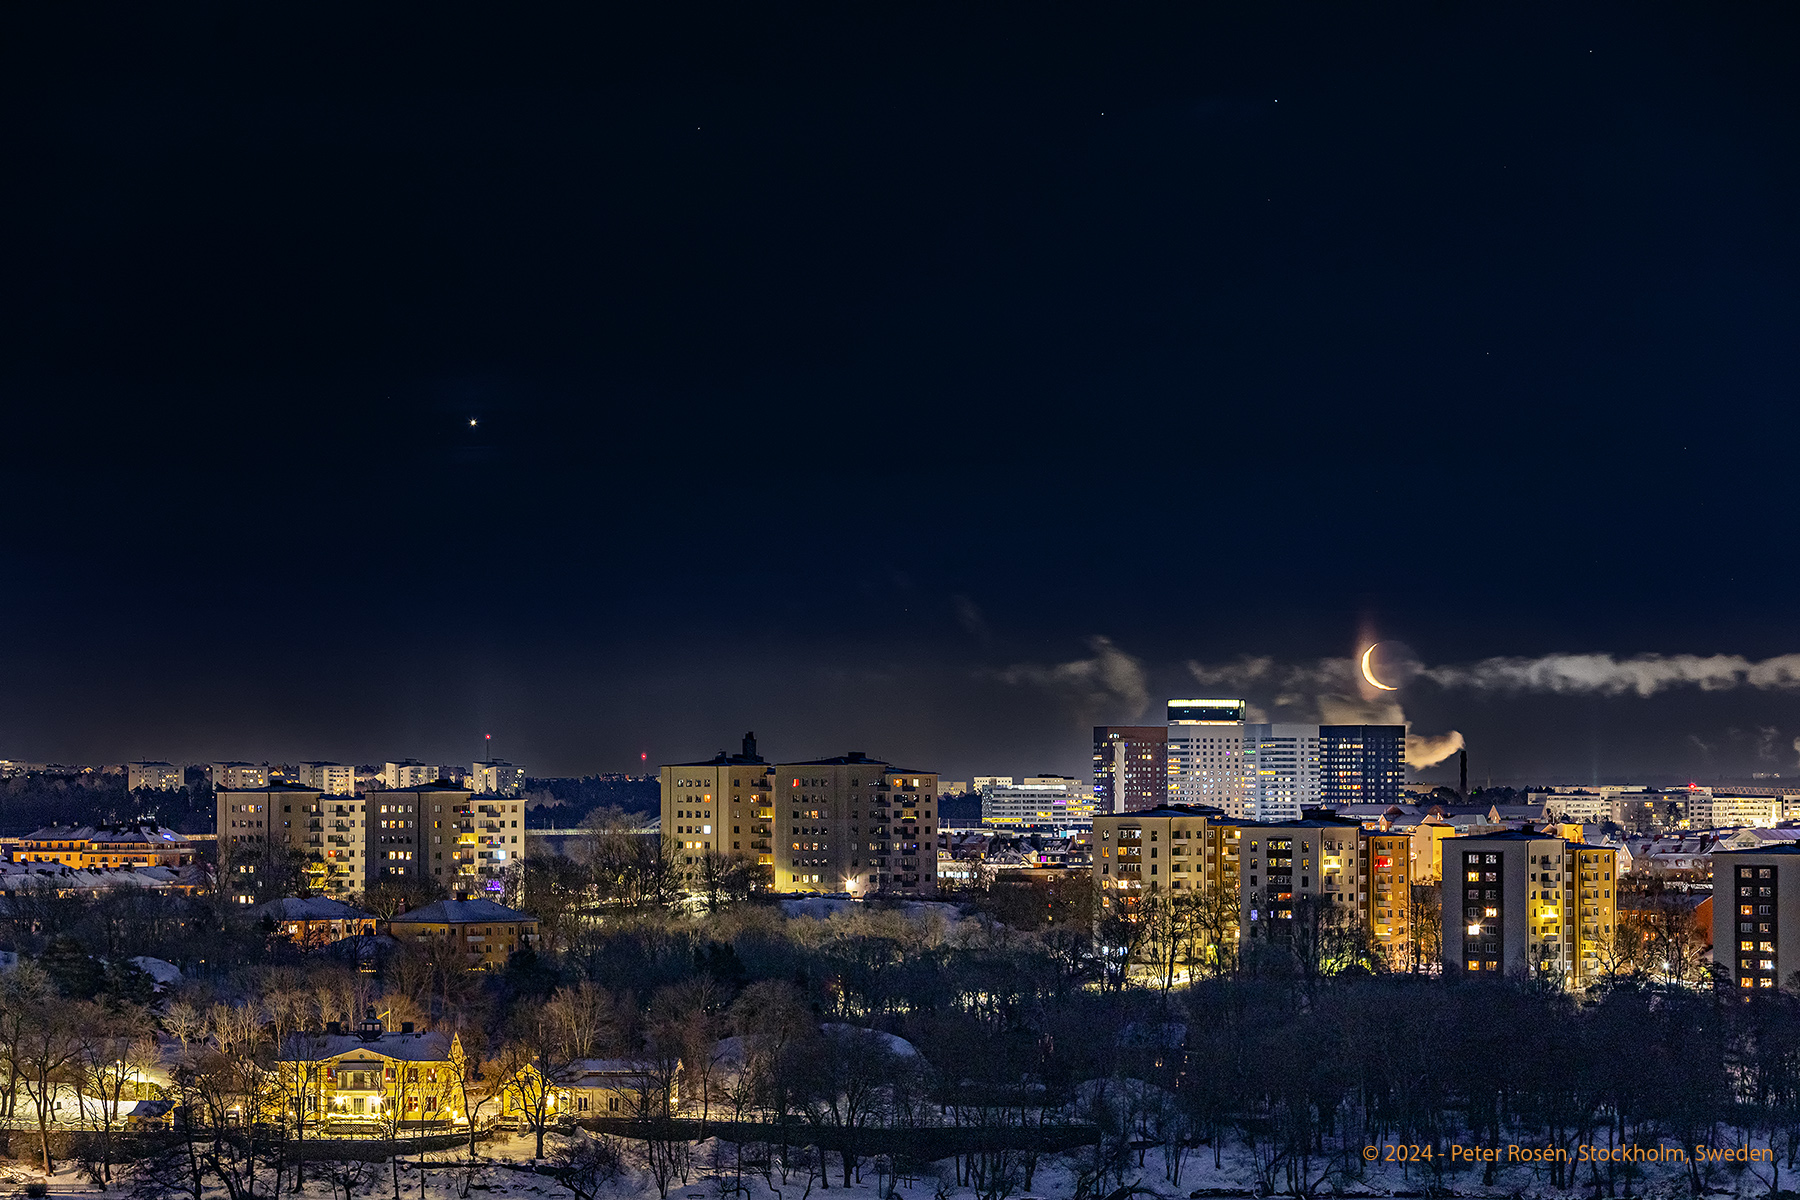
[660,734,776,886]
[218,782,328,902]
[1444,830,1619,987]
[1094,808,1414,961]
[774,752,938,895]
[397,782,522,894]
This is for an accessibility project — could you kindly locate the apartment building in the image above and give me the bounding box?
[1367,830,1412,945]
[294,761,356,796]
[218,782,328,902]
[1443,831,1619,987]
[1092,804,1235,904]
[1713,845,1800,996]
[1242,723,1323,822]
[393,782,521,893]
[13,824,194,869]
[469,759,526,796]
[1239,815,1370,943]
[210,761,269,790]
[127,761,183,792]
[773,751,938,895]
[1710,793,1786,829]
[660,733,776,885]
[382,760,436,790]
[981,782,1098,829]
[388,898,538,968]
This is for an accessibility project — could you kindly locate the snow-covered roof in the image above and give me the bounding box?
[279,1029,453,1063]
[390,898,535,925]
[253,896,375,922]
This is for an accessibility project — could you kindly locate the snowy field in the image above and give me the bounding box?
[0,1131,1786,1200]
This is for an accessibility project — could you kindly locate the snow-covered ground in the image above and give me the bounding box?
[2,1128,1786,1200]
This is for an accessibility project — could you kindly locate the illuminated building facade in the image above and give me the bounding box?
[1714,845,1800,996]
[660,733,775,885]
[1165,699,1247,812]
[1092,725,1167,813]
[294,761,356,796]
[1241,723,1321,822]
[1444,831,1617,987]
[469,759,526,796]
[981,782,1098,829]
[127,761,183,792]
[1319,725,1405,806]
[774,752,937,895]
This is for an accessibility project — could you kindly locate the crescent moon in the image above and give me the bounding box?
[1361,644,1398,691]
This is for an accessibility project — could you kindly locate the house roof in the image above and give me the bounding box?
[390,898,535,924]
[279,1030,453,1063]
[254,896,375,922]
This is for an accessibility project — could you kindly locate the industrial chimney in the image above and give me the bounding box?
[1459,747,1468,801]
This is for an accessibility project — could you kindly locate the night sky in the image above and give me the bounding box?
[3,4,1796,785]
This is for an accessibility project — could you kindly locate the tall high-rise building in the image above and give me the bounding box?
[1715,846,1800,997]
[1319,725,1406,807]
[661,733,775,885]
[774,752,937,895]
[1242,724,1321,822]
[1093,726,1168,813]
[128,761,183,792]
[1165,700,1247,811]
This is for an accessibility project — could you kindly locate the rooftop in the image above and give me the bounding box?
[390,898,536,924]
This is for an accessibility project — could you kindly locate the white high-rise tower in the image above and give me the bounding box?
[1165,699,1246,812]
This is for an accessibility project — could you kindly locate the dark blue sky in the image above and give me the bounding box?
[2,3,1796,783]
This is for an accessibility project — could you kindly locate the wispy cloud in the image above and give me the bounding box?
[1000,636,1148,720]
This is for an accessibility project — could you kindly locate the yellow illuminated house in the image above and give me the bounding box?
[277,1014,464,1129]
[498,1058,671,1124]
[386,898,538,968]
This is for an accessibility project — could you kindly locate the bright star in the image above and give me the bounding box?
[469,418,478,427]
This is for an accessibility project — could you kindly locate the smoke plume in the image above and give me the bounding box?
[1422,652,1800,696]
[1000,635,1149,720]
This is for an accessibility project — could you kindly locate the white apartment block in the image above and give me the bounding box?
[469,759,526,796]
[1166,699,1246,813]
[128,761,183,792]
[1243,723,1322,822]
[209,761,268,790]
[1711,793,1785,829]
[295,761,356,796]
[1528,790,1611,823]
[383,760,435,790]
[981,782,1098,829]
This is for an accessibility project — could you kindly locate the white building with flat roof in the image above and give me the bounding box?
[128,762,183,792]
[1243,723,1321,822]
[295,761,356,796]
[1166,699,1246,812]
